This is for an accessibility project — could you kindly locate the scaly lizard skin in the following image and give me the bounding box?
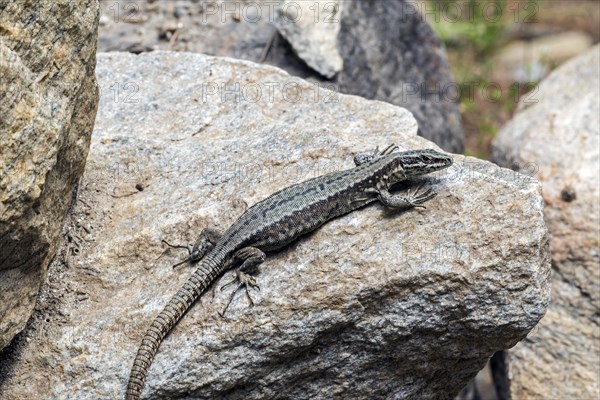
[125,146,453,399]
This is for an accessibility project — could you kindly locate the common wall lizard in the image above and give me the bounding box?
[125,145,453,399]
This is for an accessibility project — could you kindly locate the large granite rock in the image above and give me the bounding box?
[0,52,547,399]
[97,0,464,153]
[492,45,600,399]
[0,0,100,350]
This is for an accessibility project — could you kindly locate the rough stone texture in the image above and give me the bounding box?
[273,0,343,79]
[333,0,463,153]
[492,45,600,400]
[0,52,547,400]
[97,0,464,153]
[0,0,100,350]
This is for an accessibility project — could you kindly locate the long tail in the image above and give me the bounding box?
[125,259,224,400]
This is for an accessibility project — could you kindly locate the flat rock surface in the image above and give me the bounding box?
[492,45,600,400]
[0,52,548,400]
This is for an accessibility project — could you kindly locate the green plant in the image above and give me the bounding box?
[428,0,509,56]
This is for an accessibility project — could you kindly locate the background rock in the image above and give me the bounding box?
[273,0,343,79]
[0,52,548,400]
[333,0,463,153]
[0,0,99,350]
[97,0,464,153]
[492,45,599,399]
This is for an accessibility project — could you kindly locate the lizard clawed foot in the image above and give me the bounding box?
[162,239,193,254]
[354,144,399,166]
[161,240,193,268]
[219,246,265,316]
[162,228,222,268]
[403,186,437,209]
[379,143,399,156]
[219,270,261,317]
[376,185,437,210]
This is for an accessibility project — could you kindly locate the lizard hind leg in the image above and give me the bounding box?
[190,228,222,261]
[219,246,266,316]
[162,227,223,268]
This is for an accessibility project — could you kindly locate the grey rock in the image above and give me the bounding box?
[492,45,600,399]
[0,0,99,350]
[273,0,343,79]
[0,52,547,400]
[97,0,464,153]
[335,0,463,153]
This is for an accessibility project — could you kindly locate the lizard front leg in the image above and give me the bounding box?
[219,246,266,316]
[163,227,223,267]
[375,186,437,210]
[354,144,399,166]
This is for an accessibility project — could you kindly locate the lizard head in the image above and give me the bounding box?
[392,149,453,180]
